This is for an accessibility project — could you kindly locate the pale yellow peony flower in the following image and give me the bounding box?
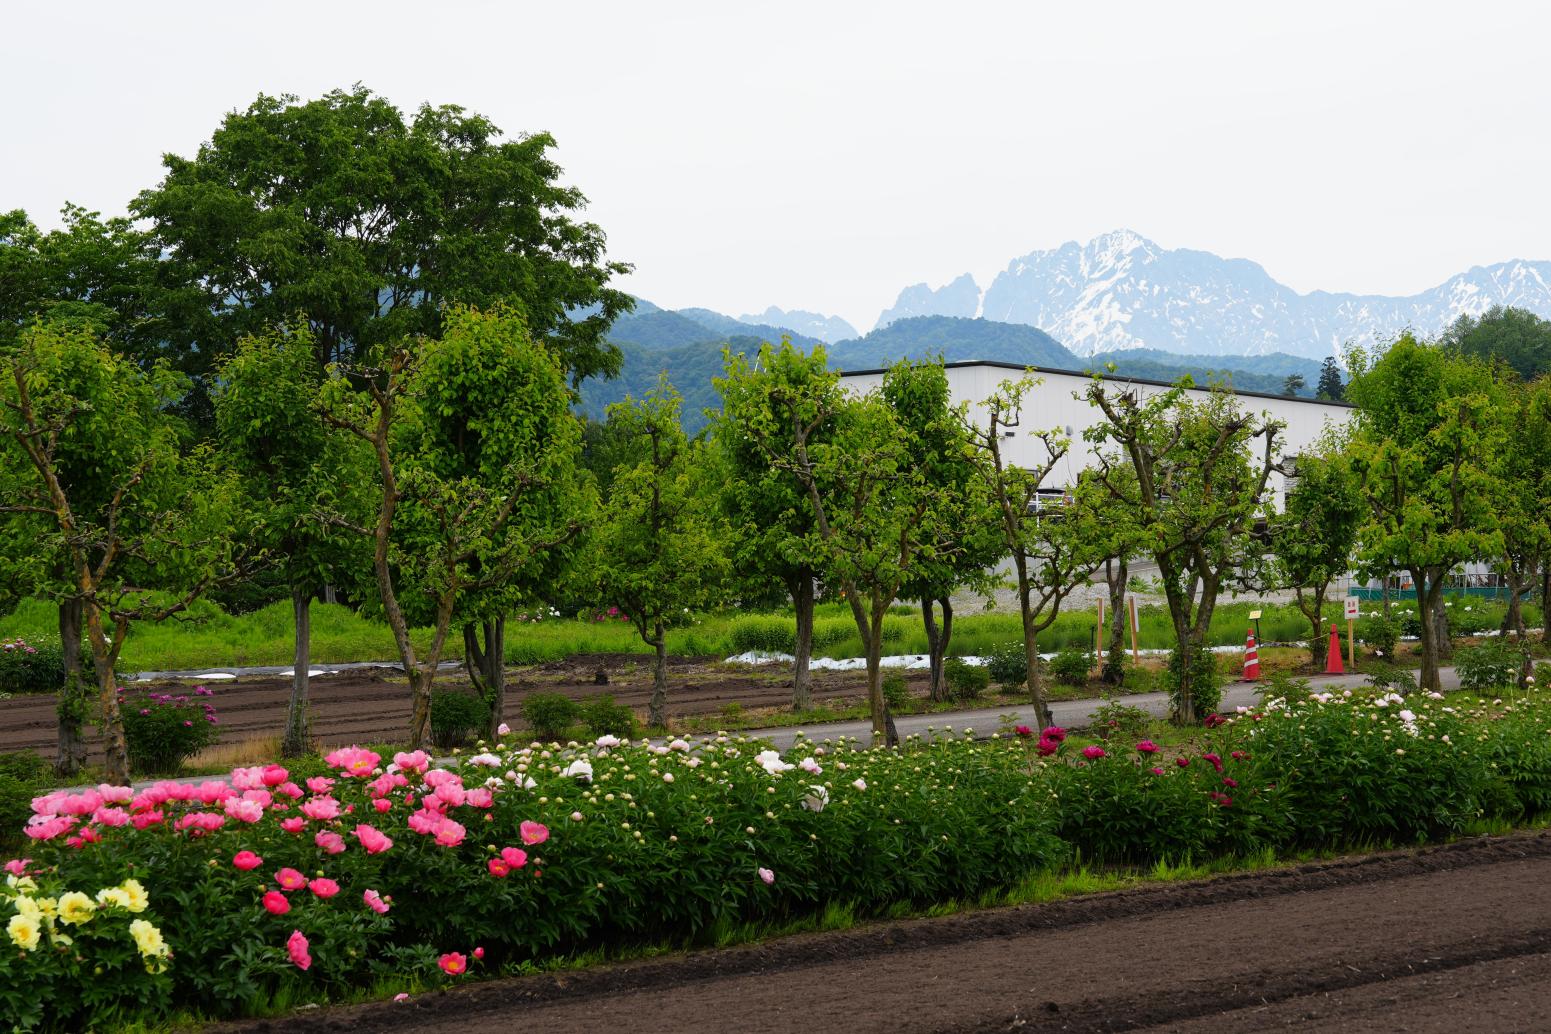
[5,874,37,894]
[96,886,133,910]
[6,912,40,951]
[57,891,96,926]
[118,879,149,913]
[11,896,39,919]
[128,919,168,960]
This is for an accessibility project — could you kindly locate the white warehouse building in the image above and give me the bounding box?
[837,360,1354,508]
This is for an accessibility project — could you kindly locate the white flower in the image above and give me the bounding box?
[595,735,621,749]
[1428,692,1445,700]
[852,778,867,791]
[1398,710,1416,723]
[662,772,674,783]
[754,750,794,775]
[496,723,511,736]
[669,739,691,752]
[802,785,829,812]
[467,752,502,768]
[799,756,823,775]
[523,776,538,789]
[686,757,701,768]
[563,759,593,783]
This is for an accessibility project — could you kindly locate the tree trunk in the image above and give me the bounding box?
[1542,564,1550,646]
[922,598,948,702]
[464,618,507,738]
[54,597,88,778]
[84,606,128,784]
[938,595,954,682]
[1381,575,1391,620]
[1432,592,1453,661]
[1014,556,1052,730]
[864,609,897,746]
[1299,586,1328,669]
[1413,569,1443,694]
[648,619,668,729]
[281,586,312,758]
[1102,558,1127,685]
[322,584,338,605]
[407,666,434,749]
[792,569,814,711]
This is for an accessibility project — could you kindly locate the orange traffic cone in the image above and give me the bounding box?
[1243,628,1261,681]
[1324,623,1344,675]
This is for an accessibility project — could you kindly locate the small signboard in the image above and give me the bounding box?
[1344,596,1360,620]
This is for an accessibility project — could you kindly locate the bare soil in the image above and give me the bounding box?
[0,655,947,761]
[221,831,1551,1034]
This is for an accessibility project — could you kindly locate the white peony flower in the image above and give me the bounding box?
[802,785,829,812]
[852,778,867,791]
[595,735,621,749]
[563,758,593,783]
[754,750,794,775]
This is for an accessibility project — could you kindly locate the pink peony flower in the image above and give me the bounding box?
[274,867,308,891]
[300,796,341,822]
[25,816,76,841]
[276,782,304,800]
[131,810,164,830]
[393,750,430,775]
[434,818,467,848]
[464,788,493,809]
[308,877,340,899]
[225,798,264,823]
[1081,745,1106,760]
[1202,752,1224,773]
[354,824,394,854]
[473,946,485,960]
[520,821,549,846]
[1135,740,1159,754]
[263,890,291,915]
[757,867,775,885]
[1014,725,1033,738]
[3,859,31,877]
[233,850,264,871]
[315,831,347,855]
[1151,766,1166,775]
[1042,726,1067,743]
[1175,756,1190,768]
[280,817,307,834]
[287,929,311,970]
[305,776,335,795]
[487,857,511,878]
[363,889,390,914]
[438,952,468,976]
[373,798,392,813]
[325,745,382,777]
[500,846,528,869]
[261,764,289,787]
[93,806,130,827]
[97,784,133,804]
[1035,737,1060,757]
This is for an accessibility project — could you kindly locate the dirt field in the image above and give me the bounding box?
[223,832,1551,1034]
[0,654,934,761]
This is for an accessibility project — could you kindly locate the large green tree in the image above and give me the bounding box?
[1084,381,1282,724]
[133,86,633,388]
[968,375,1102,728]
[320,306,588,747]
[591,381,729,728]
[881,359,1002,702]
[713,341,838,710]
[1485,377,1551,661]
[212,326,367,756]
[1316,357,1346,402]
[1,324,254,782]
[1440,305,1551,382]
[1270,440,1364,669]
[1345,334,1503,693]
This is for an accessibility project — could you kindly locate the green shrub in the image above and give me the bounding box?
[881,672,909,711]
[1088,700,1151,741]
[581,694,637,738]
[0,637,65,694]
[985,641,1028,691]
[1356,614,1399,659]
[0,751,51,853]
[1456,641,1523,694]
[430,689,490,750]
[121,687,221,775]
[1447,598,1494,637]
[1364,662,1417,695]
[1048,649,1094,687]
[726,615,794,655]
[521,692,579,741]
[944,659,989,701]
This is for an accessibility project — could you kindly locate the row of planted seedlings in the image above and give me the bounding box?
[6,682,1551,1030]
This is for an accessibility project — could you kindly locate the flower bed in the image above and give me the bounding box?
[8,686,1551,1029]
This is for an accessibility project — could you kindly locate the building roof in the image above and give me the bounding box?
[836,358,1356,409]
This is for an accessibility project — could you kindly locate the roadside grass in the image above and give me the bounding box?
[1,592,1539,681]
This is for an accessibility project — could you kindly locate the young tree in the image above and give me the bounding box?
[1084,381,1282,724]
[213,327,366,756]
[967,376,1102,728]
[1,324,253,782]
[713,341,838,710]
[320,307,588,747]
[1281,373,1306,397]
[133,86,633,393]
[1486,377,1551,664]
[591,381,729,728]
[1269,442,1364,669]
[1345,335,1503,693]
[1316,357,1345,402]
[1084,463,1146,687]
[882,359,1002,702]
[1440,305,1551,382]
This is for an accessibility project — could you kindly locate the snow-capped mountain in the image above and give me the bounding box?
[737,306,858,344]
[880,230,1551,360]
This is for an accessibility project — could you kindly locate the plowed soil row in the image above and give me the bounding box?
[0,655,908,761]
[225,832,1551,1034]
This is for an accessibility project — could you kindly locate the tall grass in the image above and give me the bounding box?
[0,593,1534,674]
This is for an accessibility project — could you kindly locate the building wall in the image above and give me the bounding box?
[839,362,1354,507]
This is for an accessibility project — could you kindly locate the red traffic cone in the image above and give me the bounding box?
[1324,623,1344,675]
[1243,628,1261,681]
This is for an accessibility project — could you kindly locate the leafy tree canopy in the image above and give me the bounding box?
[1439,304,1551,381]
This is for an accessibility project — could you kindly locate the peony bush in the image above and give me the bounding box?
[11,685,1551,1028]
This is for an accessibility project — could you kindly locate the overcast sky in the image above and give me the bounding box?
[6,1,1549,331]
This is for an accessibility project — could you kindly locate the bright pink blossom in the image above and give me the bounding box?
[325,745,381,777]
[287,929,311,970]
[372,798,392,814]
[473,946,484,960]
[315,831,346,855]
[1035,737,1060,757]
[1042,726,1067,743]
[363,889,390,914]
[434,818,467,847]
[131,810,164,830]
[92,806,130,827]
[275,867,308,891]
[1081,745,1106,760]
[487,857,511,878]
[1135,740,1159,754]
[279,817,306,834]
[263,890,291,915]
[233,850,263,871]
[520,821,549,846]
[300,796,341,822]
[261,764,289,787]
[96,784,133,804]
[438,952,468,976]
[305,776,335,794]
[308,877,340,899]
[24,816,75,841]
[3,859,31,876]
[354,824,394,854]
[500,847,528,869]
[225,798,264,823]
[464,788,493,809]
[392,750,430,775]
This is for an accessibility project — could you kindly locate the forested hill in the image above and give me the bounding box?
[579,309,1335,432]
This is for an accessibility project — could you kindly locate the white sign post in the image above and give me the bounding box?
[1344,596,1360,667]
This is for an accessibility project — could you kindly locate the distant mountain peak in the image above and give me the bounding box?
[737,306,858,344]
[873,273,981,331]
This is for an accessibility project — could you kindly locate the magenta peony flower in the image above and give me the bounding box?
[314,831,346,855]
[1014,725,1034,738]
[363,889,390,914]
[500,846,528,869]
[487,857,511,878]
[232,850,263,871]
[1042,726,1067,743]
[279,817,306,834]
[520,820,549,846]
[439,952,468,976]
[354,824,393,854]
[287,929,311,970]
[1081,745,1106,760]
[308,877,340,899]
[1135,740,1159,754]
[1036,737,1060,757]
[263,890,291,915]
[274,867,307,891]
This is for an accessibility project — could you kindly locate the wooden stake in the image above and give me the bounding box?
[1096,597,1105,676]
[1128,595,1140,663]
[1347,617,1356,668]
